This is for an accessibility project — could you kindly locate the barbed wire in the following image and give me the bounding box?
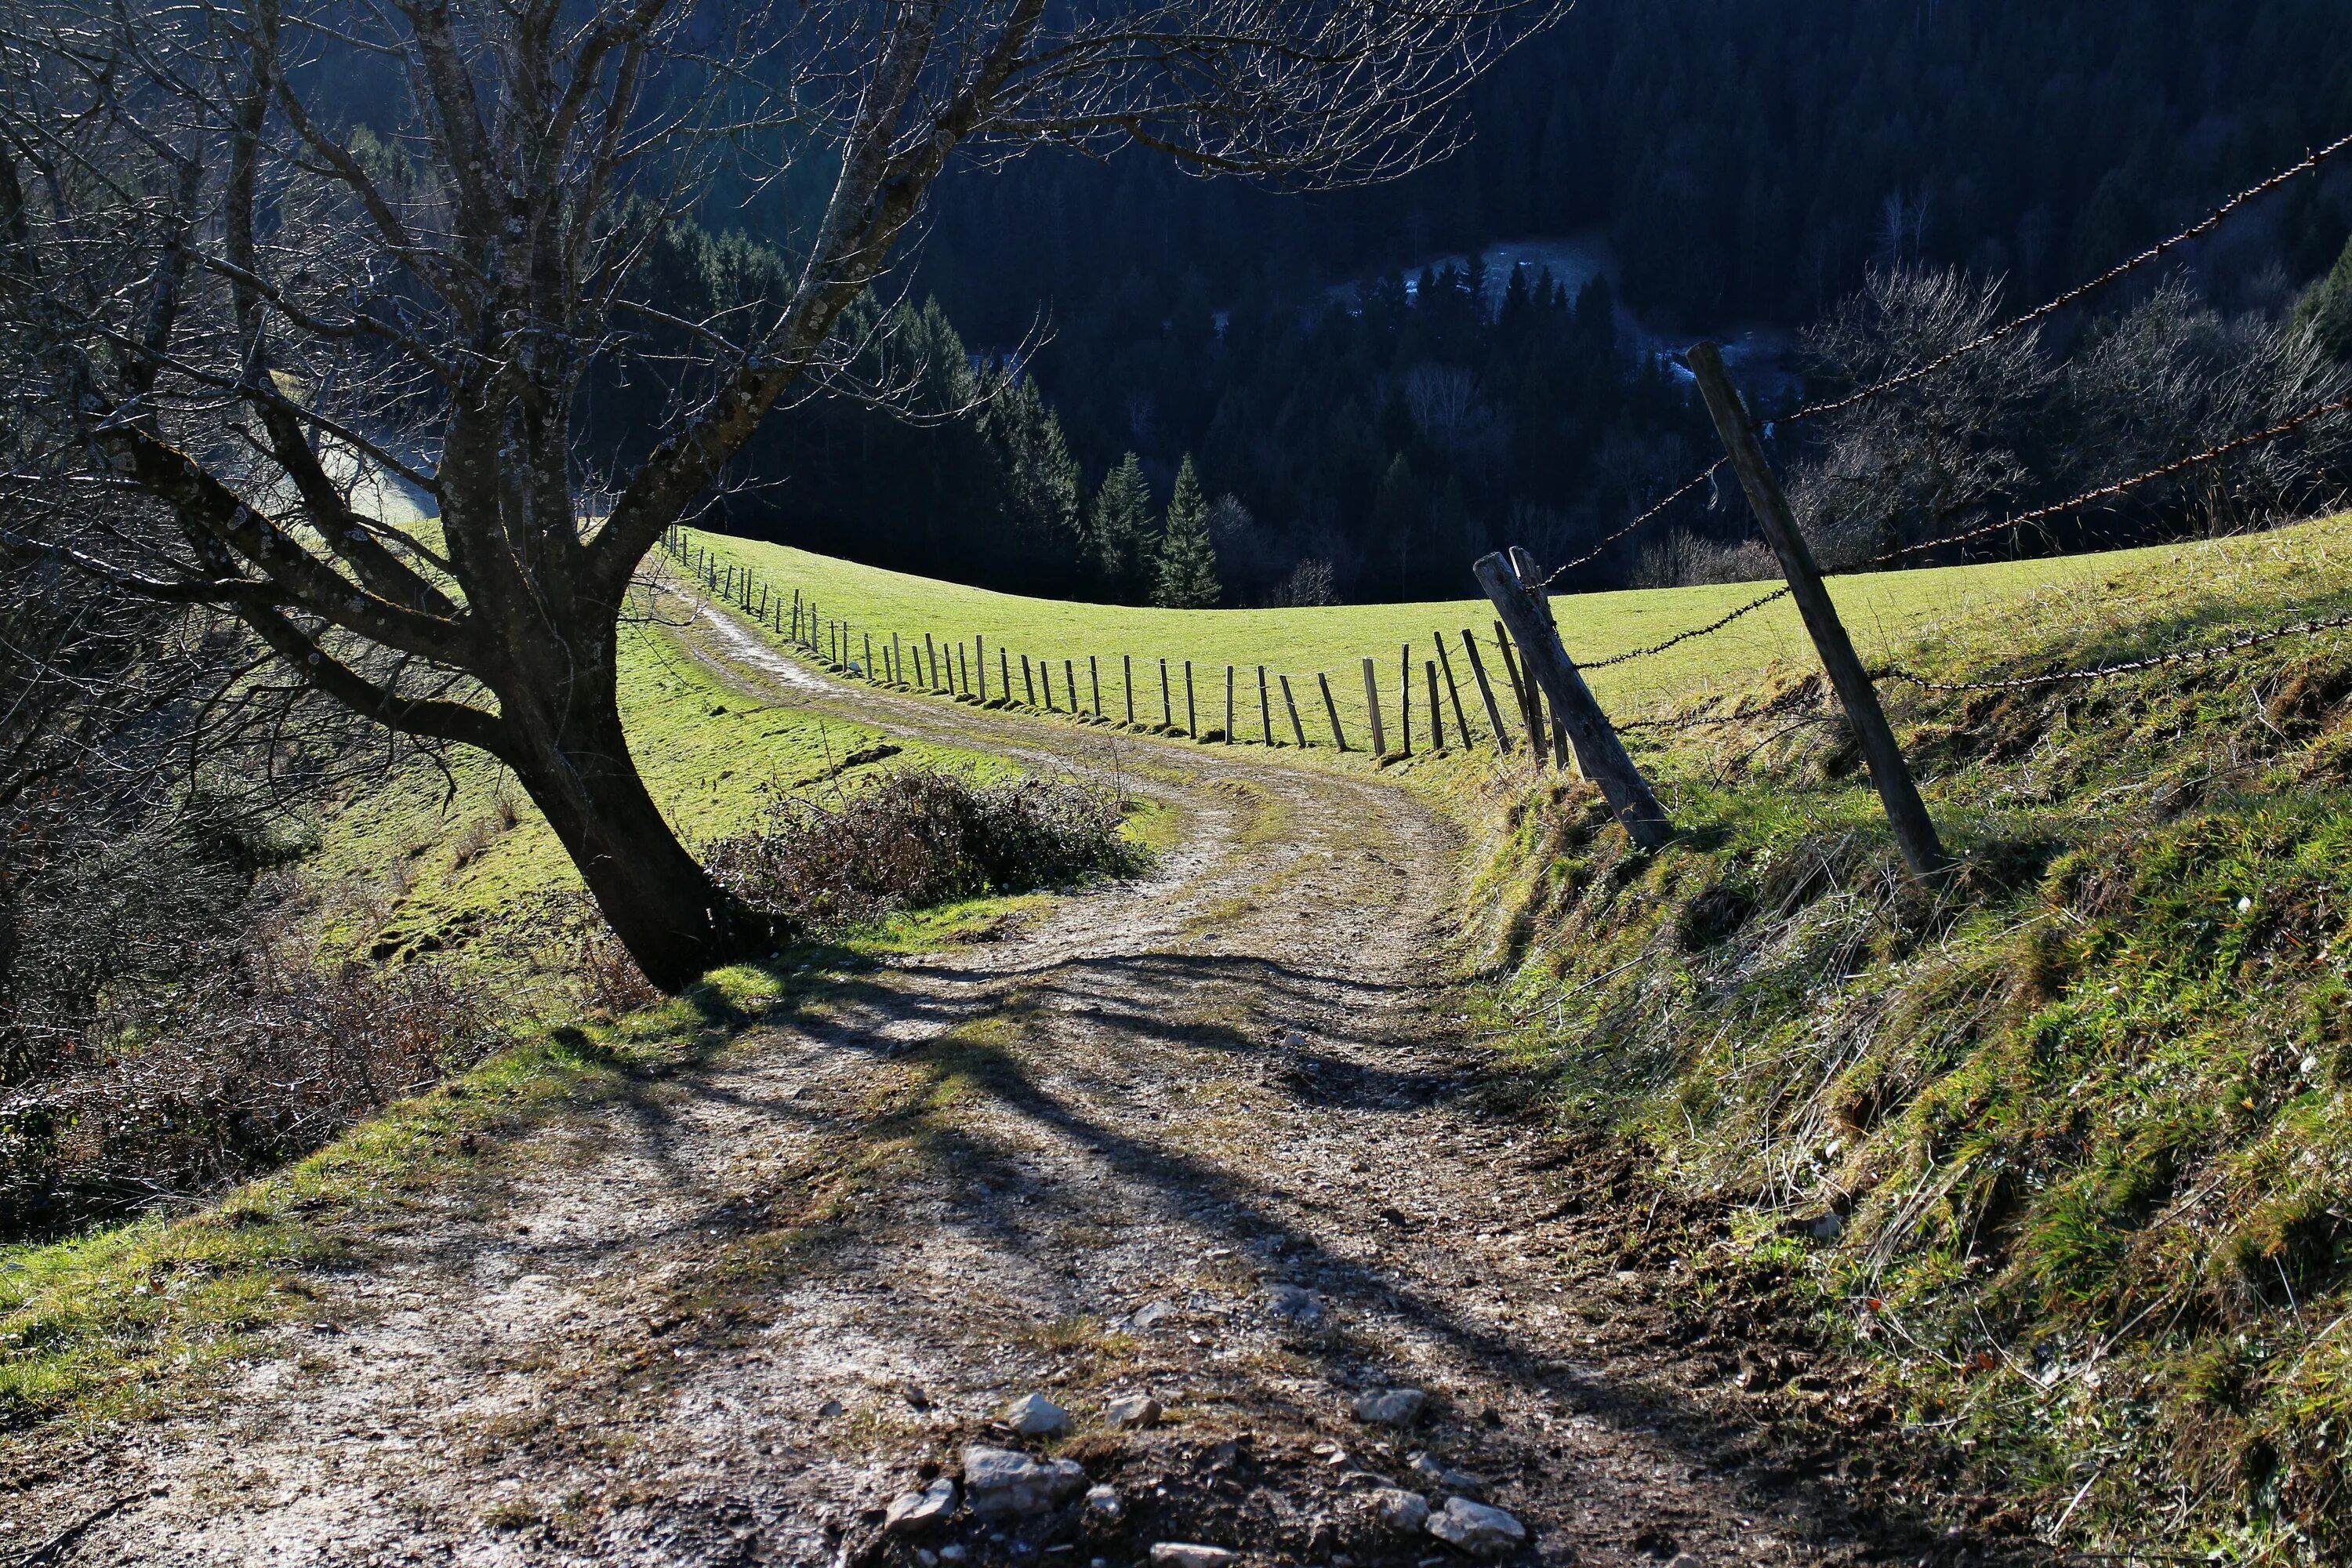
[1578,584,1791,670]
[1837,388,2352,572]
[1618,683,1832,734]
[1874,608,2352,692]
[1782,129,2352,428]
[1538,461,1725,589]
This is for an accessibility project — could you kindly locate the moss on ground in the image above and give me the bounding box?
[1465,515,2352,1560]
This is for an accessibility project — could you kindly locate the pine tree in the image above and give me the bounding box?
[1089,452,1156,601]
[1152,456,1222,608]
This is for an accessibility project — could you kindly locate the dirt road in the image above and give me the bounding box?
[16,613,1940,1567]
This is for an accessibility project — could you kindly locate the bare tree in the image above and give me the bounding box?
[0,0,1546,989]
[1790,264,2052,568]
[2062,276,2352,539]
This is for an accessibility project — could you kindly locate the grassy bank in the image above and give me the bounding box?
[1466,515,2352,1560]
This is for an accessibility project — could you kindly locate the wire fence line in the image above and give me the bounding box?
[657,528,1570,763]
[1579,585,1791,670]
[1528,126,2352,607]
[1782,128,2352,428]
[1873,607,2352,693]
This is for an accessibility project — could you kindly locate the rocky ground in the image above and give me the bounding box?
[5,606,1991,1568]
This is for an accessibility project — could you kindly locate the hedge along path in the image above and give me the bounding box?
[660,524,2352,767]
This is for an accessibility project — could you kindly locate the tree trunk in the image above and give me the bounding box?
[501,678,771,994]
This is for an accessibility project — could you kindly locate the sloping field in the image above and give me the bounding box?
[681,519,2352,738]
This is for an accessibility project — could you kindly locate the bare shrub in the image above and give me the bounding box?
[1634,529,1782,587]
[0,927,495,1239]
[705,768,1147,935]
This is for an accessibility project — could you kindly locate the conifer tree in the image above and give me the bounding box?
[1153,457,1224,608]
[1090,453,1157,601]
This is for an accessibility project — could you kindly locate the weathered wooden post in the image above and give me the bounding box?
[1688,341,1947,877]
[1225,665,1235,743]
[1123,655,1136,725]
[1460,631,1512,753]
[1475,551,1674,850]
[1492,626,1546,765]
[1160,659,1173,728]
[1280,675,1310,748]
[1426,661,1446,750]
[1435,635,1473,742]
[1399,643,1414,756]
[1066,659,1079,713]
[1362,658,1387,754]
[1021,654,1036,706]
[1319,673,1348,751]
[865,633,874,681]
[1185,660,1197,736]
[1090,655,1102,717]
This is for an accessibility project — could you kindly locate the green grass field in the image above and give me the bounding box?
[677,518,2352,742]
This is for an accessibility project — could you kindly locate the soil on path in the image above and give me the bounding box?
[12,611,1962,1568]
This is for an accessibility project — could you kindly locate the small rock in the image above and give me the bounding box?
[1105,1393,1162,1430]
[1283,1029,1311,1051]
[1266,1284,1325,1324]
[815,1398,845,1418]
[1352,1387,1426,1426]
[1133,1300,1174,1330]
[1408,1453,1485,1497]
[1004,1393,1071,1436]
[1149,1547,1236,1568]
[885,1479,957,1533]
[964,1445,1087,1518]
[1425,1497,1526,1555]
[1369,1488,1430,1533]
[1083,1483,1124,1522]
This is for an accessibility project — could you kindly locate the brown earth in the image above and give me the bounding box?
[5,606,1996,1568]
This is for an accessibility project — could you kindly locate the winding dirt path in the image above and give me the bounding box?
[18,611,1933,1568]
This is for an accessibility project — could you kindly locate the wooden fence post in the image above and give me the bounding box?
[1362,658,1386,754]
[1123,655,1135,725]
[1426,661,1446,750]
[1065,659,1078,713]
[1258,666,1273,745]
[1224,665,1234,743]
[1185,660,1196,736]
[1688,341,1948,876]
[1090,655,1102,717]
[1460,631,1512,754]
[1492,625,1547,765]
[976,635,988,701]
[1399,643,1414,756]
[1507,547,1581,778]
[864,633,874,681]
[1160,658,1173,728]
[1319,672,1348,751]
[1022,653,1036,706]
[1475,550,1675,850]
[1282,675,1311,748]
[1435,635,1473,743]
[924,633,937,691]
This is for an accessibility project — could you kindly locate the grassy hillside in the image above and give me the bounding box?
[1466,513,2352,1559]
[677,524,2335,736]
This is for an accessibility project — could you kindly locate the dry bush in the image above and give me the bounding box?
[0,920,494,1239]
[706,766,1145,935]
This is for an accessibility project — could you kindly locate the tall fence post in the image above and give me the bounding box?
[1475,550,1674,851]
[1066,659,1079,713]
[1091,655,1102,717]
[1435,635,1472,745]
[1318,673,1348,751]
[1160,658,1173,728]
[1258,666,1273,746]
[1509,547,1581,778]
[1123,655,1136,725]
[1185,660,1196,737]
[1399,642,1414,757]
[1362,658,1386,755]
[1225,665,1235,743]
[1426,661,1446,750]
[1688,340,1949,877]
[1492,622,1547,766]
[1460,631,1512,754]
